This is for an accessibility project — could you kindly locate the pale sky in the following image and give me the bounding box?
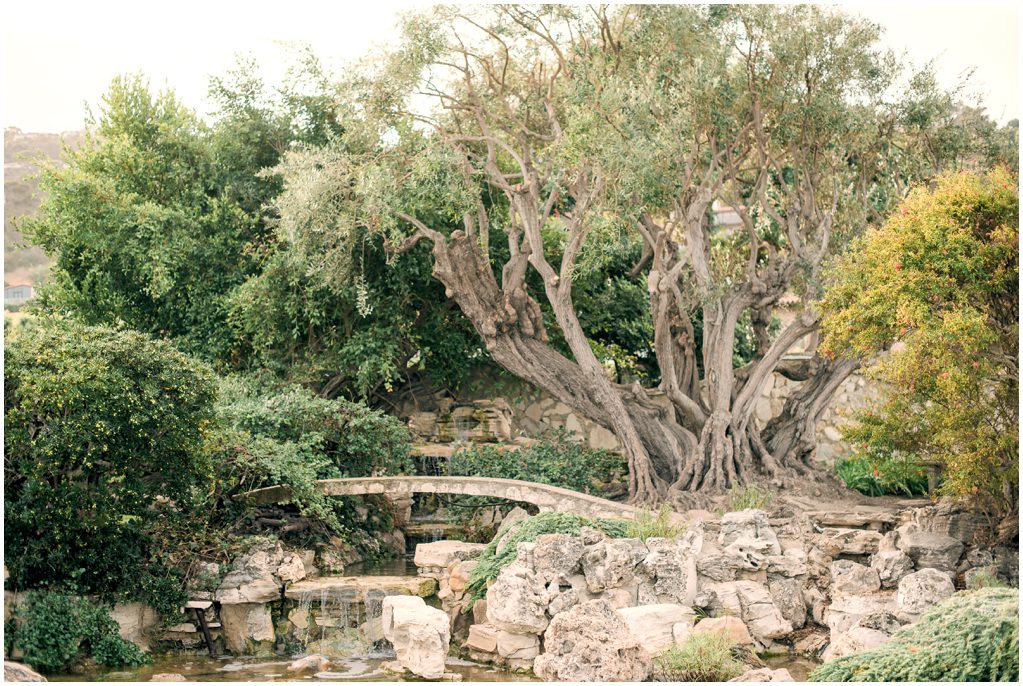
[2,1,1019,134]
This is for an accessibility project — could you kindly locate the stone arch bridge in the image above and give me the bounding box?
[236,475,645,520]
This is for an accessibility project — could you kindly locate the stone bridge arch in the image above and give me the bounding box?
[236,475,644,520]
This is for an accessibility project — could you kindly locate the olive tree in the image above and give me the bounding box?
[276,5,1002,502]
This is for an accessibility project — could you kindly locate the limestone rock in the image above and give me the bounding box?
[109,602,160,651]
[821,626,891,662]
[895,530,964,574]
[830,560,881,595]
[582,539,637,593]
[697,553,743,582]
[495,630,540,660]
[216,540,285,604]
[414,540,487,569]
[276,553,306,585]
[485,562,549,634]
[768,577,807,628]
[766,550,809,578]
[547,587,579,616]
[896,568,954,621]
[464,623,499,653]
[616,604,694,655]
[823,593,896,635]
[692,616,754,646]
[532,534,584,584]
[287,655,332,672]
[219,603,275,655]
[730,667,794,681]
[381,595,451,680]
[719,510,781,557]
[4,662,46,682]
[533,599,651,682]
[821,528,883,555]
[706,580,792,642]
[870,550,914,589]
[638,534,700,605]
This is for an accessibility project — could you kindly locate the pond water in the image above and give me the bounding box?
[49,654,539,682]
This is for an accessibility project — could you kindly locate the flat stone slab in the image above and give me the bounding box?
[414,541,486,569]
[285,576,437,602]
[184,600,213,610]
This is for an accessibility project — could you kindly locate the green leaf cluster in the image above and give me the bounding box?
[820,168,1019,524]
[8,592,151,673]
[4,319,215,607]
[835,448,929,497]
[810,587,1019,682]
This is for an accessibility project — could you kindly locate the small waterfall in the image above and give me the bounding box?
[291,585,371,656]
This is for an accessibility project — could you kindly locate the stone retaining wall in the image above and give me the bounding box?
[401,370,877,463]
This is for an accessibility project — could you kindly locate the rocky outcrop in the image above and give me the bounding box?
[4,662,46,682]
[896,568,955,621]
[381,596,451,679]
[533,600,651,682]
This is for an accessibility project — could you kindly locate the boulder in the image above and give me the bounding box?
[108,602,160,651]
[485,562,549,634]
[719,510,781,557]
[705,581,792,642]
[896,568,954,621]
[533,599,651,682]
[768,577,807,628]
[582,539,638,593]
[821,626,891,662]
[895,529,964,574]
[464,623,499,654]
[4,662,46,682]
[219,603,275,654]
[691,616,754,646]
[414,540,487,569]
[821,528,883,555]
[637,533,700,605]
[532,534,585,584]
[381,595,451,680]
[615,604,694,654]
[730,667,794,682]
[495,630,540,660]
[287,654,332,672]
[830,560,881,595]
[823,593,896,635]
[870,550,914,589]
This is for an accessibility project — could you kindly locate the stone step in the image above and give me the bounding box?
[184,600,213,610]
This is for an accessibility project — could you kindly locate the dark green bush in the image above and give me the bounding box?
[4,321,216,605]
[10,592,150,673]
[835,448,929,497]
[810,587,1019,682]
[448,430,627,495]
[465,512,631,606]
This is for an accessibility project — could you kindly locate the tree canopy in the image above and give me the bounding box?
[271,4,1011,502]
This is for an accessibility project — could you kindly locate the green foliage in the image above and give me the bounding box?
[21,75,258,363]
[835,448,929,497]
[725,483,775,512]
[810,587,1019,682]
[448,431,627,496]
[203,375,412,546]
[465,512,631,606]
[626,505,687,540]
[652,632,746,682]
[4,320,215,607]
[10,592,151,673]
[820,169,1019,524]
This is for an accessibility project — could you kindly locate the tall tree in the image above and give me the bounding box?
[274,4,1006,503]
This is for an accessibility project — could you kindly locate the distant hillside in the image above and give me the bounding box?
[4,127,84,287]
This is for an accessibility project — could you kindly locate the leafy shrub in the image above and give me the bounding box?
[4,321,216,604]
[810,587,1019,682]
[835,448,929,497]
[465,512,630,606]
[10,592,150,673]
[652,632,745,681]
[726,483,775,512]
[448,430,627,495]
[626,505,686,540]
